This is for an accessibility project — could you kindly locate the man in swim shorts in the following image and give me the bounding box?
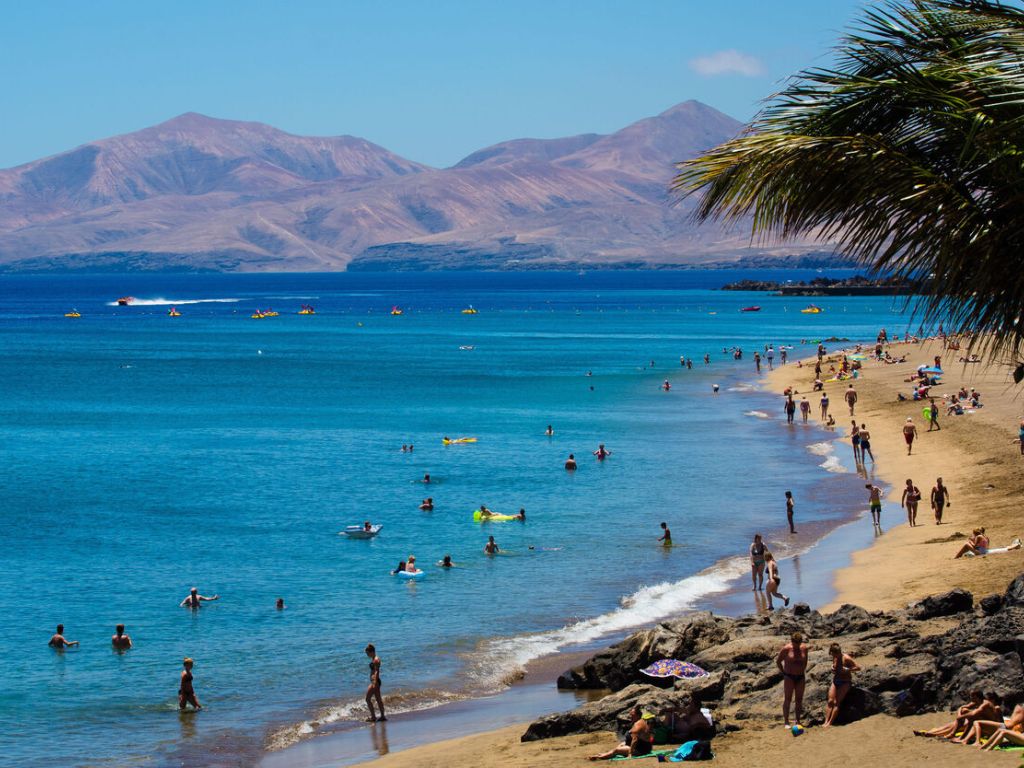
[931,477,951,524]
[865,484,882,525]
[48,624,79,649]
[845,385,858,416]
[565,454,577,470]
[180,587,219,609]
[903,417,918,455]
[776,631,809,726]
[484,536,499,555]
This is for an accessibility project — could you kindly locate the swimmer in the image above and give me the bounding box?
[404,556,422,574]
[662,380,671,391]
[48,624,79,649]
[484,535,499,555]
[180,587,219,609]
[659,522,672,547]
[391,560,407,574]
[111,624,132,650]
[401,444,407,452]
[594,444,611,460]
[515,507,526,521]
[478,504,493,518]
[276,598,285,610]
[565,453,577,471]
[422,473,431,483]
[712,384,719,394]
[419,497,434,511]
[440,554,454,568]
[178,657,202,710]
[545,425,554,437]
[408,444,414,452]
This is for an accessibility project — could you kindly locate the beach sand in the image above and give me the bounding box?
[353,715,1019,767]
[352,338,1024,768]
[764,339,1024,611]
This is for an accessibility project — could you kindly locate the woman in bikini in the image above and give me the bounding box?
[365,644,387,722]
[776,631,809,726]
[764,552,789,610]
[589,706,653,760]
[823,643,859,727]
[901,479,921,527]
[956,699,1023,748]
[750,534,766,591]
[178,657,201,710]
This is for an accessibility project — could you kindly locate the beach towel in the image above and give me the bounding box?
[609,748,676,761]
[668,740,714,761]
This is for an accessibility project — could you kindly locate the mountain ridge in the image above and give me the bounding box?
[0,102,835,271]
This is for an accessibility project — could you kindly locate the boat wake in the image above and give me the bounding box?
[106,297,240,306]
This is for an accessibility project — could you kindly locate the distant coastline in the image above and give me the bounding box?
[721,274,917,296]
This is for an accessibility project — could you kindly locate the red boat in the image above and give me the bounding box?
[741,306,761,312]
[116,296,134,306]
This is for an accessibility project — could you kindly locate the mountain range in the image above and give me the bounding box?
[0,101,835,271]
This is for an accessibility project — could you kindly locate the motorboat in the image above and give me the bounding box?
[741,306,761,312]
[341,524,382,539]
[167,307,181,317]
[251,311,266,319]
[390,306,404,315]
[116,296,134,306]
[801,305,824,314]
[64,310,81,318]
[298,304,315,315]
[461,306,478,315]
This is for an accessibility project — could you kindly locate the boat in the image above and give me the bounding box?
[251,310,266,319]
[263,309,279,317]
[167,307,181,317]
[341,524,382,539]
[801,305,824,314]
[390,306,404,316]
[116,296,134,306]
[64,310,81,318]
[461,306,478,315]
[741,306,762,312]
[298,304,315,315]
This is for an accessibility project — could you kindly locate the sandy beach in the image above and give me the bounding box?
[352,337,1024,768]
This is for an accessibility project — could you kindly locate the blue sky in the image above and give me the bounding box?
[1,0,863,169]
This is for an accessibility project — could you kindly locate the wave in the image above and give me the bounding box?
[727,384,756,392]
[818,455,849,473]
[106,297,240,306]
[743,410,770,419]
[267,559,743,751]
[806,441,834,456]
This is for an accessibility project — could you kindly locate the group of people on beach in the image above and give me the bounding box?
[917,691,1024,750]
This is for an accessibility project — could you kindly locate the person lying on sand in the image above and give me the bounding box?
[589,706,653,760]
[915,689,994,739]
[955,699,1024,747]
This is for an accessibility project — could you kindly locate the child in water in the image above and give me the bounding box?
[659,522,672,547]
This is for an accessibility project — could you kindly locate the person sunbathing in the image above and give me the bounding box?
[589,706,653,760]
[954,529,989,558]
[914,690,991,738]
[957,700,1024,748]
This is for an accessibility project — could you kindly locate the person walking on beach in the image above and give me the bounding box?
[750,534,766,591]
[178,657,201,710]
[784,396,796,424]
[365,644,386,722]
[866,483,883,526]
[781,348,788,365]
[859,423,874,462]
[901,479,921,526]
[180,587,219,609]
[799,397,810,423]
[851,421,862,463]
[776,631,809,726]
[767,346,775,370]
[785,491,796,534]
[823,643,860,727]
[820,392,829,422]
[845,385,858,416]
[931,477,951,524]
[564,453,577,471]
[48,624,79,649]
[763,552,789,609]
[111,624,132,651]
[658,522,672,547]
[903,417,918,455]
[928,396,941,431]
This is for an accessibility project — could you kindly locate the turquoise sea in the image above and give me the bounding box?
[1,271,912,767]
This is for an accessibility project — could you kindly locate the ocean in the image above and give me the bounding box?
[0,270,909,767]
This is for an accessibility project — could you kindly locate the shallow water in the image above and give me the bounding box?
[0,271,912,767]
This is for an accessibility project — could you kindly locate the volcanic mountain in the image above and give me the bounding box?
[0,102,831,271]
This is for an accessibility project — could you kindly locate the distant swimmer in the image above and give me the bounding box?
[484,535,500,555]
[662,380,671,391]
[419,497,434,511]
[422,473,431,483]
[111,623,132,651]
[48,624,79,649]
[178,657,201,710]
[365,644,386,722]
[478,504,493,518]
[404,556,422,574]
[440,554,454,568]
[276,598,285,610]
[545,425,554,437]
[594,444,611,460]
[659,522,672,547]
[565,453,578,471]
[180,587,219,609]
[515,508,526,521]
[712,384,719,394]
[785,491,796,534]
[686,358,693,369]
[704,354,710,365]
[408,444,414,452]
[401,444,408,452]
[391,560,407,574]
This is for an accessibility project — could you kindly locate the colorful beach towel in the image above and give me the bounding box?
[610,749,676,761]
[640,659,709,679]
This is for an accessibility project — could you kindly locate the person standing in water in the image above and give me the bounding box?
[859,423,875,462]
[764,552,789,609]
[364,644,386,722]
[851,421,862,463]
[750,534,766,591]
[785,491,796,534]
[565,453,577,470]
[866,483,883,526]
[820,391,829,422]
[776,631,810,727]
[931,477,951,524]
[594,444,611,460]
[754,351,762,373]
[545,425,554,437]
[178,657,202,710]
[903,418,918,455]
[901,479,921,526]
[658,522,672,547]
[784,396,796,424]
[180,587,219,609]
[111,624,132,651]
[484,535,499,555]
[799,397,810,423]
[48,624,79,649]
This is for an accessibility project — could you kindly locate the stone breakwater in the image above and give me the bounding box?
[522,573,1024,741]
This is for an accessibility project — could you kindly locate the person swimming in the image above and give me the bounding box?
[391,560,407,574]
[565,453,577,470]
[593,444,611,460]
[514,508,526,521]
[419,497,434,511]
[440,554,454,568]
[484,536,499,555]
[180,587,219,609]
[48,624,79,649]
[662,380,671,391]
[276,598,285,610]
[111,624,132,651]
[545,425,554,436]
[422,473,431,483]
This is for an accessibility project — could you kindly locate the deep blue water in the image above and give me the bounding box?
[0,271,913,767]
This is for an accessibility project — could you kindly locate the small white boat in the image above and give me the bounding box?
[341,524,382,539]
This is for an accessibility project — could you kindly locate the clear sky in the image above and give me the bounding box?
[0,0,864,169]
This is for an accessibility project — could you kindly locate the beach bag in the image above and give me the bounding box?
[668,739,714,761]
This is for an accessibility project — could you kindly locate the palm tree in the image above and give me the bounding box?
[674,0,1024,376]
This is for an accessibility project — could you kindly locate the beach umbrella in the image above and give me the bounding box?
[640,659,708,679]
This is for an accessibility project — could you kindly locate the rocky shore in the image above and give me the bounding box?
[721,275,916,295]
[520,574,1024,742]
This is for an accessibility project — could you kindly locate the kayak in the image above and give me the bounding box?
[341,524,382,539]
[443,437,477,445]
